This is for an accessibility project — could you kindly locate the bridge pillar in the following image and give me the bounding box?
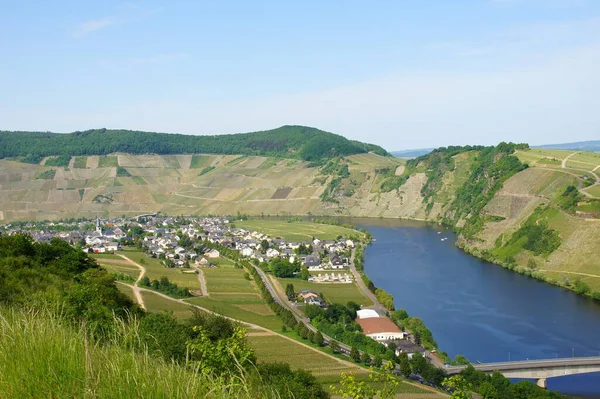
[536,378,547,389]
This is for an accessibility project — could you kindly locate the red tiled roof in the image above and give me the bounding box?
[356,317,402,335]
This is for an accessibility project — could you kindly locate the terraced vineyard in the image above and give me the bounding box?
[0,152,403,222]
[1,145,599,295]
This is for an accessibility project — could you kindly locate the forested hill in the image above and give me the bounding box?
[0,125,389,163]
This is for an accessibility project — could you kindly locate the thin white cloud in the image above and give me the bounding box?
[72,18,114,37]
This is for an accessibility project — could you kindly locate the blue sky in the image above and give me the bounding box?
[1,1,599,150]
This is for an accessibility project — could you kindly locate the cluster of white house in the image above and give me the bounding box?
[309,272,353,284]
[84,219,124,252]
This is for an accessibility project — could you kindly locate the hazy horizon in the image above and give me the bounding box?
[2,1,599,150]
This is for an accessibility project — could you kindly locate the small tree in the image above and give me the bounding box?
[329,340,340,354]
[350,346,360,362]
[300,265,310,280]
[478,381,500,399]
[285,283,295,300]
[314,331,325,346]
[372,354,383,368]
[398,353,411,377]
[442,375,473,399]
[260,239,269,251]
[361,351,371,365]
[414,331,421,346]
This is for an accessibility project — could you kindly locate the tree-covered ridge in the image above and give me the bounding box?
[444,142,529,237]
[380,143,529,237]
[0,125,390,163]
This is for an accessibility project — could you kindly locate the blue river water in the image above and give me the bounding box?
[358,220,600,398]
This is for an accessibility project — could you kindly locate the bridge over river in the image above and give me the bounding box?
[445,356,600,388]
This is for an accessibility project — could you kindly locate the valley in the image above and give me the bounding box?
[1,139,599,297]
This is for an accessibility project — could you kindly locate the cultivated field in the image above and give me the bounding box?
[276,278,372,306]
[121,251,200,290]
[237,219,358,242]
[186,294,282,330]
[94,258,140,280]
[0,152,406,222]
[186,262,282,330]
[141,290,196,321]
[202,266,255,293]
[248,334,367,377]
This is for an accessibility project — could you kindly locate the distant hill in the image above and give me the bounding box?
[390,148,433,158]
[0,125,390,163]
[535,140,600,152]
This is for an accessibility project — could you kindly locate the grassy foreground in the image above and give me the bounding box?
[0,307,278,399]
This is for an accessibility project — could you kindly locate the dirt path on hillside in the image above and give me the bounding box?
[562,152,577,168]
[119,282,365,371]
[536,166,599,199]
[118,254,146,310]
[540,269,600,279]
[191,265,209,296]
[247,331,276,337]
[172,193,320,202]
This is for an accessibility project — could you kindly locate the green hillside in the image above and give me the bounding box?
[0,235,331,399]
[0,137,599,298]
[376,144,600,298]
[0,125,389,163]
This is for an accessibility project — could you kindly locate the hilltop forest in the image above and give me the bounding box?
[0,125,389,163]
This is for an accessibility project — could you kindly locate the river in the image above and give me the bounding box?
[358,219,600,398]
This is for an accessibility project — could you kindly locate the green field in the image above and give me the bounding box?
[584,185,600,197]
[190,155,209,169]
[72,156,87,168]
[276,278,372,306]
[203,267,254,293]
[121,251,200,290]
[186,294,282,330]
[141,290,196,321]
[237,219,358,242]
[116,283,137,302]
[98,156,118,168]
[97,260,140,280]
[90,253,122,261]
[248,334,366,377]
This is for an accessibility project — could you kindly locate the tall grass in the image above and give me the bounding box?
[0,307,279,398]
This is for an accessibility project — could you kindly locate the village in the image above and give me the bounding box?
[0,215,356,281]
[1,215,424,360]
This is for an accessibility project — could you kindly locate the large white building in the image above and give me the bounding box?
[356,317,405,342]
[356,309,381,319]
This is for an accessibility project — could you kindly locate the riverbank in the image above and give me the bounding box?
[330,214,600,303]
[359,222,600,398]
[456,238,600,303]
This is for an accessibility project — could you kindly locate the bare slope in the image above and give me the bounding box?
[0,152,402,222]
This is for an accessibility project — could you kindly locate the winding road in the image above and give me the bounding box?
[118,254,147,310]
[558,151,600,198]
[116,282,363,371]
[115,250,446,396]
